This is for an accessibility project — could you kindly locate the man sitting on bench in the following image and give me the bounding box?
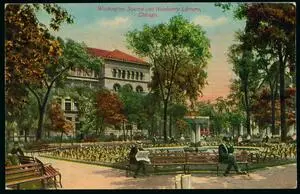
[129,143,150,178]
[219,136,247,176]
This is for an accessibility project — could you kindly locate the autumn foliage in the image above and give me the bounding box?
[251,87,295,129]
[95,90,126,125]
[5,4,72,112]
[49,101,74,135]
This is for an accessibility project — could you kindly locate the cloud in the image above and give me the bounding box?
[98,16,131,27]
[192,15,228,27]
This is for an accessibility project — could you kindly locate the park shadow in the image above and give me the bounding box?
[109,174,175,189]
[92,168,127,178]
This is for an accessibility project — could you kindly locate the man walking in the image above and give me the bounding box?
[218,136,247,176]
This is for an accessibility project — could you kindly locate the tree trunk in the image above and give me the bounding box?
[169,115,172,138]
[163,100,168,142]
[279,53,286,142]
[244,88,251,135]
[24,128,28,143]
[270,88,276,135]
[36,105,46,141]
[123,121,126,141]
[60,131,63,148]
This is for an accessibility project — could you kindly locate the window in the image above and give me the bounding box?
[118,69,121,78]
[113,83,121,92]
[136,86,143,93]
[127,71,130,79]
[66,117,72,121]
[140,72,144,80]
[122,70,126,79]
[75,117,79,122]
[19,130,24,136]
[112,69,117,77]
[135,72,139,80]
[65,99,71,111]
[131,71,135,79]
[124,84,133,91]
[114,124,121,130]
[75,123,81,131]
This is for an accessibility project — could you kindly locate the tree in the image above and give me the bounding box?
[49,100,74,144]
[27,39,102,140]
[5,4,73,115]
[118,85,146,139]
[95,89,126,138]
[243,3,296,142]
[168,104,188,137]
[228,32,262,135]
[252,87,295,134]
[126,15,211,142]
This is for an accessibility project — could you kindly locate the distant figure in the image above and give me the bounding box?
[10,142,24,156]
[180,134,185,142]
[218,137,247,176]
[237,136,243,145]
[246,135,251,141]
[152,136,157,144]
[264,135,269,143]
[292,133,296,142]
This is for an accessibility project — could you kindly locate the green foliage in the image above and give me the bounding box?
[126,15,211,141]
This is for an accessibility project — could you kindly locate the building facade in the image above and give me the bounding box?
[58,48,151,137]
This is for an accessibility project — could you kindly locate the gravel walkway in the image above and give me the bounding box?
[38,157,297,189]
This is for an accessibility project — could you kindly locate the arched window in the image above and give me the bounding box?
[131,71,135,79]
[127,71,130,79]
[122,70,126,79]
[113,83,121,92]
[112,69,117,77]
[124,84,133,91]
[140,72,144,80]
[118,70,121,78]
[135,72,139,80]
[136,85,143,93]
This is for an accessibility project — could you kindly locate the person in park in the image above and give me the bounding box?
[218,137,247,176]
[10,142,24,156]
[128,143,148,178]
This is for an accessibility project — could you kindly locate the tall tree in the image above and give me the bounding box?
[228,32,262,135]
[5,4,73,115]
[27,39,102,140]
[126,15,211,142]
[243,3,296,142]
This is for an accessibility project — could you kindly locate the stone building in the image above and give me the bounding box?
[58,48,150,137]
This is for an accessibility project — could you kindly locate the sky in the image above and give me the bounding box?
[38,3,245,101]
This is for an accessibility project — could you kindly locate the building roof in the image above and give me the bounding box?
[87,47,148,65]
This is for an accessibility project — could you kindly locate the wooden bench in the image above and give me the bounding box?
[18,155,36,165]
[126,151,250,176]
[150,152,187,173]
[185,152,220,174]
[35,158,62,189]
[5,163,49,189]
[26,144,58,156]
[8,155,63,189]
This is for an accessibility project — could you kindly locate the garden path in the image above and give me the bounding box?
[38,156,296,189]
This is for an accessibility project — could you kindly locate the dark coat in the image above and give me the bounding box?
[129,147,138,164]
[218,143,234,163]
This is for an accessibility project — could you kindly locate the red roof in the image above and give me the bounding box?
[87,48,147,65]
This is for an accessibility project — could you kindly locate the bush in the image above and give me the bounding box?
[6,155,20,166]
